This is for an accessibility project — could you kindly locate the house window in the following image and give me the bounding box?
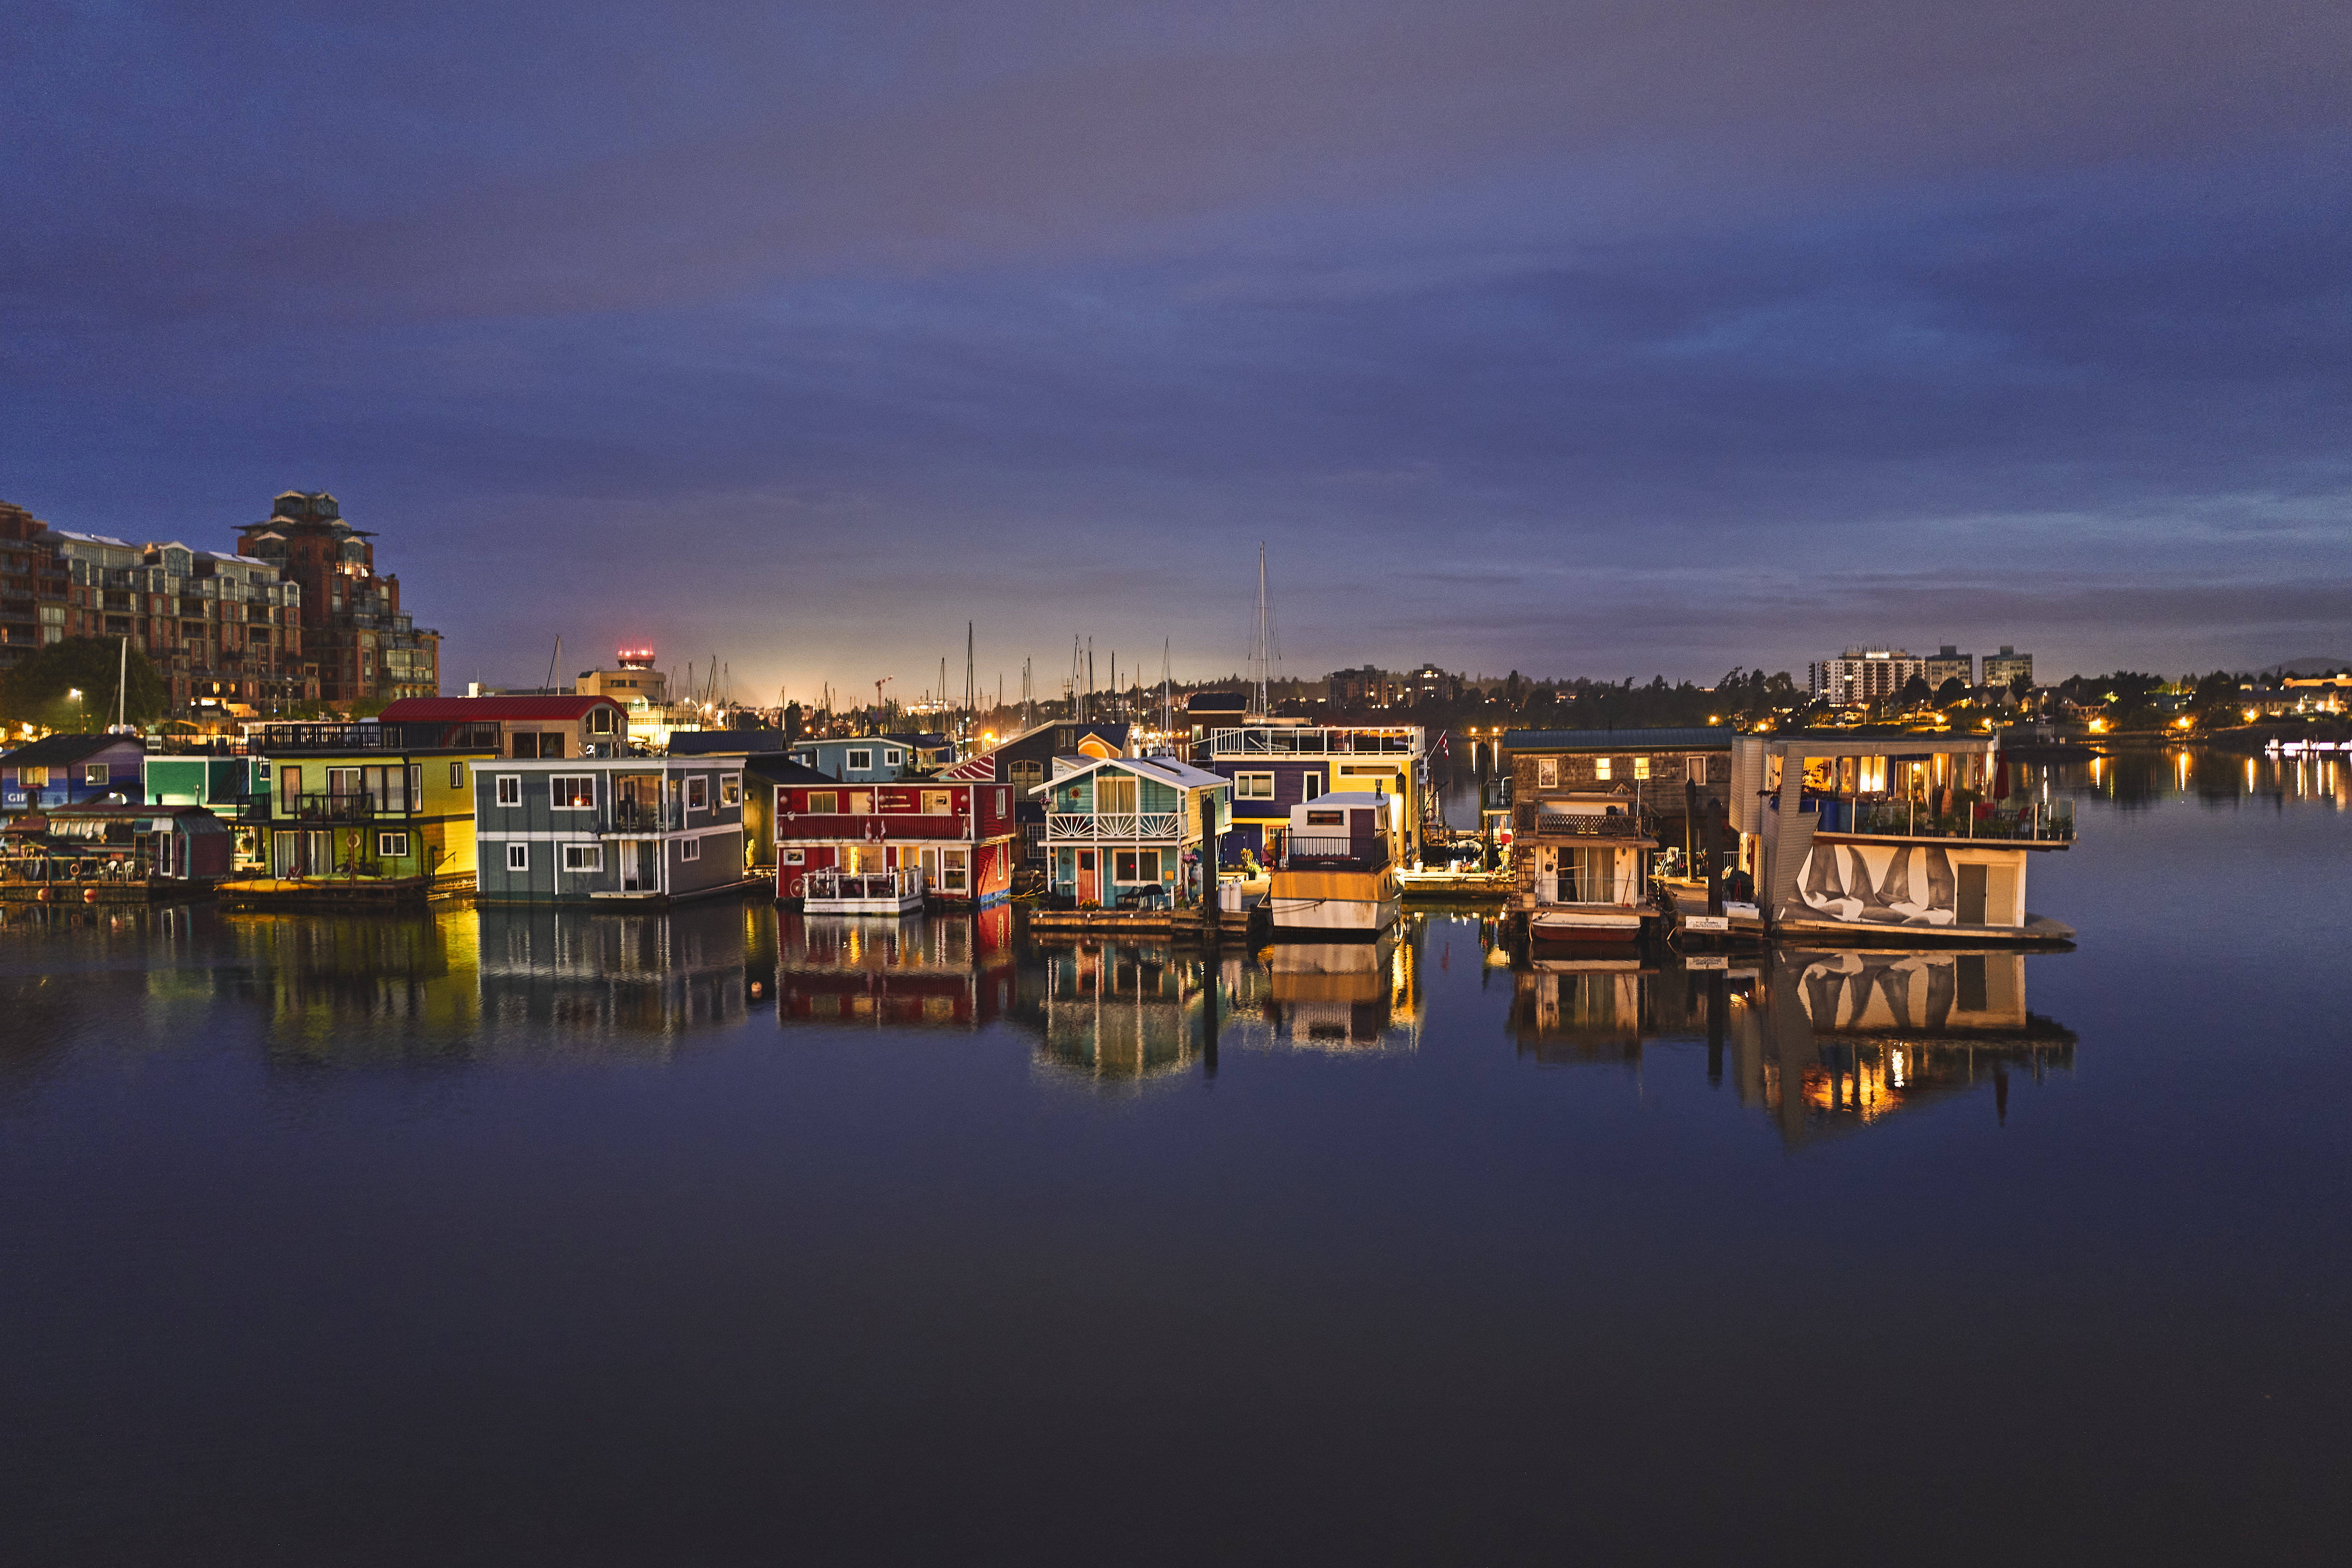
[1116,849,1139,882]
[1236,773,1274,799]
[1139,849,1161,884]
[1634,756,1652,780]
[506,842,529,871]
[1009,759,1044,792]
[1301,773,1323,801]
[84,763,110,786]
[808,790,838,814]
[720,773,741,807]
[495,775,521,807]
[1536,757,1558,788]
[377,832,409,858]
[942,848,967,891]
[922,790,952,815]
[1306,809,1344,826]
[563,844,602,871]
[450,761,466,789]
[679,837,701,862]
[1098,775,1137,814]
[686,776,708,811]
[783,848,806,865]
[590,707,615,735]
[550,775,595,809]
[885,750,902,767]
[847,791,872,815]
[1595,757,1613,780]
[847,748,872,771]
[1688,755,1709,786]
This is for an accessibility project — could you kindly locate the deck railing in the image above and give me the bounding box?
[1285,835,1390,871]
[1196,727,1421,758]
[1047,812,1185,840]
[1838,797,2076,842]
[804,869,926,902]
[279,792,379,824]
[603,800,684,834]
[1524,805,1654,838]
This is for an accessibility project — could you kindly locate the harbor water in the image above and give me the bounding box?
[2,749,2346,1562]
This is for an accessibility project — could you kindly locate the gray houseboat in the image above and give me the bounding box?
[473,754,754,905]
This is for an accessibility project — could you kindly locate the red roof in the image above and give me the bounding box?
[379,696,619,721]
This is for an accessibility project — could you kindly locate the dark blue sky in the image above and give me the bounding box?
[5,1,2348,699]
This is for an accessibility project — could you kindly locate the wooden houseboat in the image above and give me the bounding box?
[767,771,1019,907]
[1515,791,1656,944]
[471,753,755,906]
[1193,723,1430,871]
[1033,755,1229,907]
[1268,790,1401,937]
[0,803,232,901]
[800,868,927,916]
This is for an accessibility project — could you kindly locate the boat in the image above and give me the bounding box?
[800,867,926,916]
[1267,791,1401,937]
[1519,791,1656,944]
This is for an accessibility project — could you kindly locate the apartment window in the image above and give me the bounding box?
[720,773,741,808]
[1536,757,1558,788]
[847,748,872,771]
[83,763,110,786]
[377,832,409,858]
[495,775,521,807]
[679,837,701,862]
[807,790,838,814]
[1688,755,1709,786]
[922,790,952,815]
[686,776,708,811]
[783,848,806,865]
[1236,772,1274,799]
[1595,757,1613,780]
[563,844,602,872]
[1634,756,1652,780]
[506,842,529,871]
[550,775,595,809]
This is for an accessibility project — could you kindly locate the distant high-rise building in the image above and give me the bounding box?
[1983,646,2034,689]
[1809,648,1927,706]
[239,491,440,708]
[1924,645,1975,689]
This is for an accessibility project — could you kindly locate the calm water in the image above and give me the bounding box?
[3,750,2346,1564]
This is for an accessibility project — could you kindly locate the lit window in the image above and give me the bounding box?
[563,844,601,871]
[506,842,528,871]
[720,774,741,808]
[686,776,708,811]
[84,763,109,786]
[550,775,595,809]
[807,791,838,814]
[495,775,521,807]
[923,790,953,815]
[1536,758,1557,788]
[1634,756,1651,780]
[1236,773,1274,799]
[1595,757,1613,780]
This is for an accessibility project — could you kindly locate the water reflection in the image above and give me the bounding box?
[2033,746,2351,811]
[1511,946,2075,1143]
[476,903,748,1042]
[771,904,1018,1029]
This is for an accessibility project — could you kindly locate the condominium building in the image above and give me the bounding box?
[238,491,440,707]
[1924,646,1975,689]
[1808,648,1927,706]
[1982,646,2034,689]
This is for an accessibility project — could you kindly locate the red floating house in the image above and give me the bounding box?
[768,765,1019,907]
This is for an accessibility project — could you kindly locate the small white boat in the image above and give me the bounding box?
[1269,792,1402,938]
[802,868,925,916]
[1528,904,1645,943]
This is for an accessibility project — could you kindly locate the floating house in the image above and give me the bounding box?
[1193,722,1427,869]
[0,733,146,817]
[768,769,1020,906]
[373,694,633,759]
[250,724,491,889]
[142,750,271,869]
[1735,733,2075,944]
[472,753,754,905]
[1501,728,1736,875]
[0,802,231,900]
[1034,755,1229,905]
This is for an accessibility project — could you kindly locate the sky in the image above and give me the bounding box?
[4,1,2349,701]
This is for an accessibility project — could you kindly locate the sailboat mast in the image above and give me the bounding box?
[1256,544,1269,719]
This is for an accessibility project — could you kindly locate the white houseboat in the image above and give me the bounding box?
[801,867,927,916]
[1517,791,1656,944]
[1267,791,1401,936]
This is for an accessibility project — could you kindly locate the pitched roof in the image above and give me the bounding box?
[1029,753,1226,795]
[379,696,619,722]
[1,733,141,768]
[742,755,837,784]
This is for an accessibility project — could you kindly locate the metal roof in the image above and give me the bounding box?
[1502,727,1736,751]
[378,696,619,721]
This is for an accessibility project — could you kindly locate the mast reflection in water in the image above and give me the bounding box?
[1513,946,2074,1143]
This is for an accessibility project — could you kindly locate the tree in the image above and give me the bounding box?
[1900,674,1931,706]
[2009,671,2033,702]
[1935,677,1968,708]
[0,637,169,731]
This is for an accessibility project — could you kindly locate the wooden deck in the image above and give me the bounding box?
[218,873,475,911]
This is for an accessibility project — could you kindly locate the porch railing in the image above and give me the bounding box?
[1047,812,1184,840]
[1838,797,2076,842]
[1196,727,1419,758]
[1285,835,1390,871]
[1529,808,1651,838]
[279,792,379,824]
[804,869,926,902]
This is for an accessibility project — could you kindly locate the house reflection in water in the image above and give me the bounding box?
[225,907,484,1057]
[1016,938,1221,1084]
[475,900,748,1041]
[1256,933,1421,1054]
[770,903,1017,1030]
[1510,947,2074,1141]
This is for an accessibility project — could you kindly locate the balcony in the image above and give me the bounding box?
[259,723,401,752]
[279,792,378,824]
[601,800,685,835]
[1520,804,1655,839]
[1828,797,2076,844]
[1196,726,1421,759]
[780,811,973,840]
[1046,812,1186,840]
